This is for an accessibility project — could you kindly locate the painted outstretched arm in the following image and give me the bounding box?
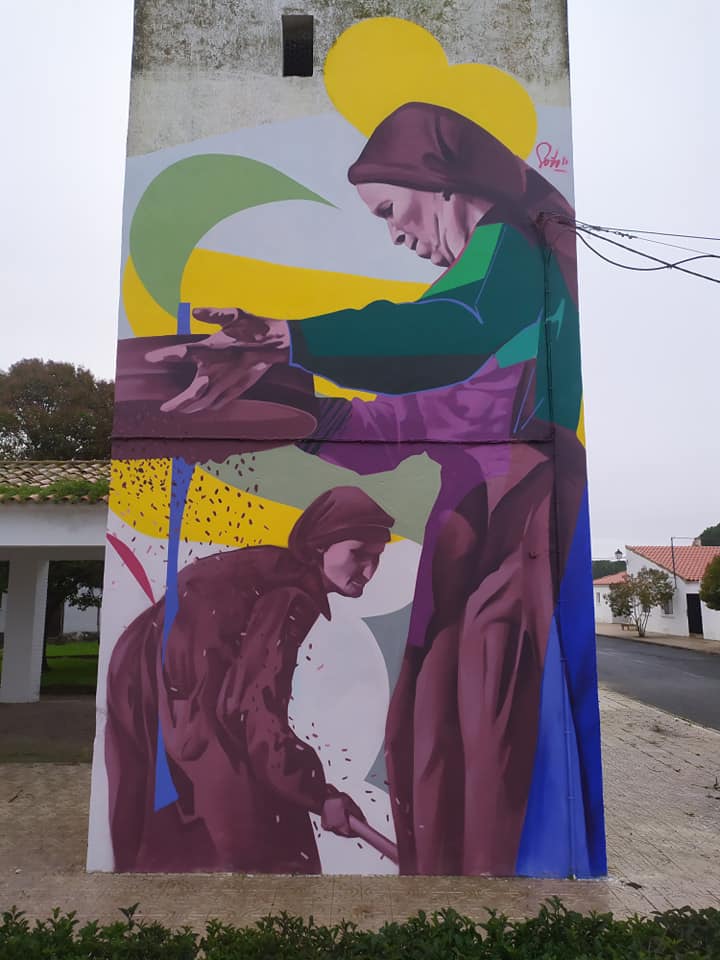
[144,225,546,408]
[142,297,492,410]
[290,223,544,394]
[144,310,291,413]
[146,289,521,413]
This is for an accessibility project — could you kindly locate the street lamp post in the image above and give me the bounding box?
[669,536,695,587]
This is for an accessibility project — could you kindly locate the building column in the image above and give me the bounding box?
[0,556,49,703]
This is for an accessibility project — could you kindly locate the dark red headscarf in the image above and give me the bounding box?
[288,486,394,565]
[348,102,577,299]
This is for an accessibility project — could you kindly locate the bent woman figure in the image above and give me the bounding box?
[131,103,602,876]
[106,487,393,872]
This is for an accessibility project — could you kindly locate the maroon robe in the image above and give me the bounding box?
[105,487,394,873]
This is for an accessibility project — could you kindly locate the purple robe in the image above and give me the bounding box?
[313,358,585,874]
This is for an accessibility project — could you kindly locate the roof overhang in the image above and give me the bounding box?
[0,502,108,558]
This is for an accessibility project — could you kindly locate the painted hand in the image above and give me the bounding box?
[144,308,290,413]
[191,308,290,348]
[320,793,366,838]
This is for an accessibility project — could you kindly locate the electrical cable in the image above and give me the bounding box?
[575,226,720,284]
[577,224,720,243]
[538,212,720,284]
[574,225,716,258]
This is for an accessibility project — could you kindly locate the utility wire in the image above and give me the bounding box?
[577,224,720,243]
[539,213,720,284]
[575,232,671,273]
[575,225,720,285]
[574,224,716,258]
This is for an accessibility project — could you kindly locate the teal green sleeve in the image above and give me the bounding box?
[289,225,546,395]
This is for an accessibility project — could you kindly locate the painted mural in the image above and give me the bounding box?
[89,17,606,878]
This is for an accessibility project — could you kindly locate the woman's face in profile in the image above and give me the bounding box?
[356,182,493,268]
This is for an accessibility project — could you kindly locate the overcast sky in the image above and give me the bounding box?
[1,0,717,558]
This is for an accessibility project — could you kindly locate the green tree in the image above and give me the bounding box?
[592,559,626,580]
[1,561,103,670]
[0,359,113,460]
[44,561,105,639]
[700,556,720,611]
[607,567,675,637]
[699,522,720,546]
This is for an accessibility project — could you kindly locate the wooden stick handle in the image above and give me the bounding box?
[348,815,399,865]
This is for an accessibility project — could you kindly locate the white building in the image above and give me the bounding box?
[0,461,108,702]
[618,545,720,641]
[593,572,628,625]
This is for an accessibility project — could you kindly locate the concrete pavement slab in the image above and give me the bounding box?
[1,687,719,927]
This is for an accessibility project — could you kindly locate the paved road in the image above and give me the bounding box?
[597,634,720,730]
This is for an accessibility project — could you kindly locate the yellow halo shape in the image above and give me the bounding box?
[324,17,537,159]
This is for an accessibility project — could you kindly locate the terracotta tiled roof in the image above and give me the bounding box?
[0,460,109,503]
[593,572,628,586]
[626,545,720,582]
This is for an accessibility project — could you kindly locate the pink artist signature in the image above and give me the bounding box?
[535,141,569,173]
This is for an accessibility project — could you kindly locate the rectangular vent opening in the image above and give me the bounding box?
[282,14,314,77]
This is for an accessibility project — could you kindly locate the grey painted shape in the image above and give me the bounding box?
[206,445,440,544]
[117,113,441,338]
[362,602,414,793]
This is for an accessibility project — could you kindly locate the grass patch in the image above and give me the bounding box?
[0,641,98,694]
[0,900,718,958]
[46,641,99,659]
[42,641,98,693]
[40,656,98,694]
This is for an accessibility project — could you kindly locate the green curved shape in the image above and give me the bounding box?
[129,155,333,315]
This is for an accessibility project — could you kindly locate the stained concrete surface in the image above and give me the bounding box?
[127,0,572,153]
[0,697,95,763]
[1,688,719,927]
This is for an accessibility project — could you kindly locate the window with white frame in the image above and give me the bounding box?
[662,596,674,615]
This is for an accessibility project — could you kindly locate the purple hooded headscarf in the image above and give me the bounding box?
[288,486,394,565]
[348,102,577,297]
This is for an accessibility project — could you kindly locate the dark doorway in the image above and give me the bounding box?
[687,593,704,636]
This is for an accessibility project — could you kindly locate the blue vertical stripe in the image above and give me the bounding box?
[153,300,194,811]
[177,300,191,335]
[516,489,607,877]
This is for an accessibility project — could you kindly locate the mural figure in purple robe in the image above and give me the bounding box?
[105,486,394,872]
[115,103,605,878]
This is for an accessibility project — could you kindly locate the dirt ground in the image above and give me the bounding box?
[0,696,95,762]
[1,689,719,927]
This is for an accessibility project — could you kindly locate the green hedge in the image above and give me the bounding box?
[1,900,718,959]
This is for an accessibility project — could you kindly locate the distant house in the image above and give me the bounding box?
[622,546,720,641]
[593,572,628,626]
